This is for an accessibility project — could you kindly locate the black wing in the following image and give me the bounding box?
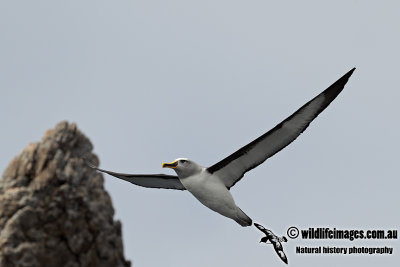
[254,222,269,235]
[87,162,186,190]
[275,249,288,265]
[207,68,355,189]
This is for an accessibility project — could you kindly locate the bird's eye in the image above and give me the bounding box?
[180,160,187,164]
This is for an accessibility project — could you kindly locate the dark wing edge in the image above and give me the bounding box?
[86,162,186,190]
[207,68,355,189]
[276,250,288,265]
[254,222,268,234]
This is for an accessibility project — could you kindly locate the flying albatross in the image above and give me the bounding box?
[88,68,355,227]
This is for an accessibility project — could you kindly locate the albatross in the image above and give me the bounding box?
[88,68,355,227]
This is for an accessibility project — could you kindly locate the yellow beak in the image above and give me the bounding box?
[162,160,178,169]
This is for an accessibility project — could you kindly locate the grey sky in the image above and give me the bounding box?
[1,1,399,266]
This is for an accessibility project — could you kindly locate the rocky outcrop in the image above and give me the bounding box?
[0,122,131,267]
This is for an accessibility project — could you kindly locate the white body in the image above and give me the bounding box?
[178,167,251,226]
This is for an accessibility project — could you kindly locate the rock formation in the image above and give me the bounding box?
[0,122,131,267]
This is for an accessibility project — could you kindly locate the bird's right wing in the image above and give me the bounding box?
[87,163,186,190]
[254,222,269,235]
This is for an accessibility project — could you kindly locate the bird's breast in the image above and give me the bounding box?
[180,172,236,214]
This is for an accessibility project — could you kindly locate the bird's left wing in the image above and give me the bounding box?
[275,249,288,265]
[207,68,355,189]
[88,163,186,190]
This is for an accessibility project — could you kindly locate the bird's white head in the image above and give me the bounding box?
[162,158,202,178]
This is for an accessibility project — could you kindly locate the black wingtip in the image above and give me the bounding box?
[84,159,98,170]
[338,67,356,85]
[346,67,356,78]
[253,222,263,230]
[320,67,356,104]
[85,161,94,168]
